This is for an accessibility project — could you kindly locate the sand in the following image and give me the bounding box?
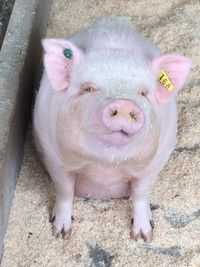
[1,0,200,266]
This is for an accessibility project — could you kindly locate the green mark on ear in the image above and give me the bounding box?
[63,48,73,59]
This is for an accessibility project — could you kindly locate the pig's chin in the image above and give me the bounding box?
[85,127,157,167]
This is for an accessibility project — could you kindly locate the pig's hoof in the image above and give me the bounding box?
[130,229,153,243]
[52,225,60,238]
[130,218,153,243]
[62,228,72,239]
[52,224,72,239]
[50,211,72,239]
[141,230,153,243]
[130,230,140,241]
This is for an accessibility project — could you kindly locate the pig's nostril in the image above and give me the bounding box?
[129,112,136,120]
[111,109,118,117]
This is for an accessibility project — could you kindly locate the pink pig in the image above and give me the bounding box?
[33,16,192,242]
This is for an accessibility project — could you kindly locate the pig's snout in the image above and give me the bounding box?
[102,99,144,136]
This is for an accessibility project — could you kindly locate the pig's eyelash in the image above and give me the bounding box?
[141,91,147,96]
[80,84,97,94]
[140,88,148,97]
[83,86,94,92]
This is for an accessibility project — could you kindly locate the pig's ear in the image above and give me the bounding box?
[152,55,192,104]
[42,38,83,91]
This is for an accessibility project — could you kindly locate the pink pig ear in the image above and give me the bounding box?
[152,55,192,104]
[42,38,83,91]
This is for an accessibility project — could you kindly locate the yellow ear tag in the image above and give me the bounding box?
[159,70,174,91]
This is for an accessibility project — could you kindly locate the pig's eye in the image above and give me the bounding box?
[81,83,97,94]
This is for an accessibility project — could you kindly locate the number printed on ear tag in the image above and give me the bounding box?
[159,70,174,91]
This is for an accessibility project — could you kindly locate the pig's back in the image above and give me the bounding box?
[70,16,160,60]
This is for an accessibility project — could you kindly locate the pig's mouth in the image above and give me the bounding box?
[100,130,133,147]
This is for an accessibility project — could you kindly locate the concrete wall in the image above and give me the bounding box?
[0,0,52,260]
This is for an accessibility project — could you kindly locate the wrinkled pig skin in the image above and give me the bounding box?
[33,16,192,242]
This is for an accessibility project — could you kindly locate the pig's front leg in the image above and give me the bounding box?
[49,172,75,239]
[130,177,154,243]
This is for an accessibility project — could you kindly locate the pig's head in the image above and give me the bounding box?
[42,38,192,167]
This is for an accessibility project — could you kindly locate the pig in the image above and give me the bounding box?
[33,16,192,242]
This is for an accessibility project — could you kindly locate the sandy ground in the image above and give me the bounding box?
[1,0,200,266]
